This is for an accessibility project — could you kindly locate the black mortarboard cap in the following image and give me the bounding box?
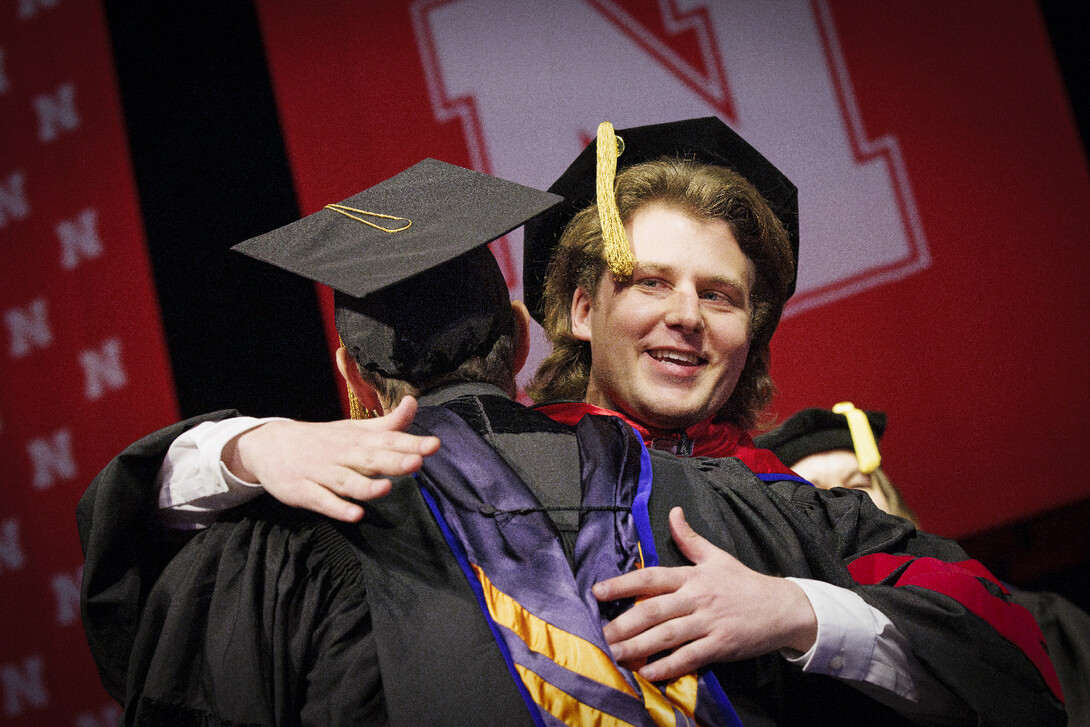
[754,406,887,468]
[233,158,562,384]
[522,116,799,323]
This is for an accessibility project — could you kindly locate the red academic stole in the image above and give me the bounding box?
[535,401,796,476]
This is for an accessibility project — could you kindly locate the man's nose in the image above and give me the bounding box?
[663,288,702,331]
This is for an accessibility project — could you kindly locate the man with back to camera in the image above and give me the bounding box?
[80,121,1065,725]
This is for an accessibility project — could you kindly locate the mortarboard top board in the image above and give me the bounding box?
[754,405,887,469]
[522,116,800,324]
[232,158,562,385]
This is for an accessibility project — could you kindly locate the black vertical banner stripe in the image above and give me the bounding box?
[102,0,341,420]
[1039,0,1090,158]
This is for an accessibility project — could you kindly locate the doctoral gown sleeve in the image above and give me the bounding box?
[77,409,242,702]
[765,476,1066,727]
[1010,589,1090,726]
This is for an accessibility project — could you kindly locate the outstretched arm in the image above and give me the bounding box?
[222,397,440,521]
[159,397,440,527]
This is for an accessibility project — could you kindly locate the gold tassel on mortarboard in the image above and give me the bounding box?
[324,203,411,420]
[595,121,636,280]
[832,401,881,474]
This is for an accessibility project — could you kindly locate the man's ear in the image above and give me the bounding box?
[510,300,532,375]
[335,347,384,416]
[570,287,594,342]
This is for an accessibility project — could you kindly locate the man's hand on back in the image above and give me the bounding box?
[221,396,441,522]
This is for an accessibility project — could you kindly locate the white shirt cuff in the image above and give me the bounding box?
[783,581,973,722]
[782,578,884,684]
[157,417,286,528]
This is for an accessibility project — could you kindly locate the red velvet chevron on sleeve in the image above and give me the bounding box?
[849,553,1063,702]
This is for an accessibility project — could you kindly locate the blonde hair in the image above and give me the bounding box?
[870,468,920,527]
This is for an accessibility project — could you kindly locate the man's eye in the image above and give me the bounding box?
[701,290,735,305]
[636,278,664,289]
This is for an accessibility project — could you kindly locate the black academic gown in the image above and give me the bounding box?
[1010,589,1090,727]
[78,383,1065,726]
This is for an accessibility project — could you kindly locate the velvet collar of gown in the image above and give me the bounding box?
[534,401,795,476]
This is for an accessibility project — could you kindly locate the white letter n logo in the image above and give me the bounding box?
[412,0,928,315]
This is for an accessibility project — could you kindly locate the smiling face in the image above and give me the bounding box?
[570,202,755,431]
[529,159,794,429]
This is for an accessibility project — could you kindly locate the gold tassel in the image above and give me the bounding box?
[347,390,368,420]
[339,336,373,420]
[595,121,636,280]
[832,401,881,474]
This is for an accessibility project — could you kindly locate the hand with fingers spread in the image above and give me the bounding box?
[222,396,440,522]
[593,506,818,682]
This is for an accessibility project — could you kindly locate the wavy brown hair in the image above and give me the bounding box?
[526,158,795,429]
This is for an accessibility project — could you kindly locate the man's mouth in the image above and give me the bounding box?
[647,349,705,367]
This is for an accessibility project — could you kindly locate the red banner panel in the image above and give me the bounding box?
[0,1,177,724]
